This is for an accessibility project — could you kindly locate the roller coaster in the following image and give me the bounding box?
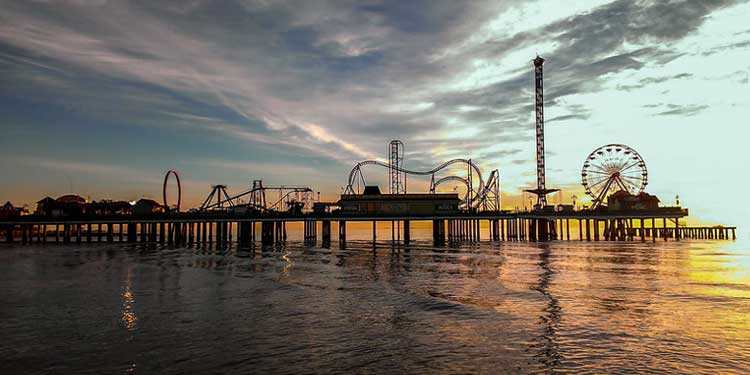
[344,141,501,211]
[199,179,316,213]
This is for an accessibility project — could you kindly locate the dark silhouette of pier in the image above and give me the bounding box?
[0,208,736,246]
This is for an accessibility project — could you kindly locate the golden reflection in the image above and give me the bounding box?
[280,251,293,277]
[682,242,750,299]
[121,269,138,331]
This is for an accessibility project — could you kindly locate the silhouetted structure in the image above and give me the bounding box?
[338,189,460,215]
[87,200,132,216]
[362,185,381,195]
[198,180,315,213]
[200,185,234,211]
[608,191,660,211]
[582,144,648,209]
[163,169,182,213]
[0,202,24,218]
[35,197,55,216]
[133,198,164,215]
[33,195,87,217]
[525,56,558,209]
[389,140,406,194]
[312,202,337,214]
[0,54,736,245]
[345,143,500,211]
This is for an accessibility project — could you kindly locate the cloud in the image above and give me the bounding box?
[652,104,709,117]
[0,0,733,159]
[617,73,694,91]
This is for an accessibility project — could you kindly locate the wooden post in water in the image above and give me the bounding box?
[404,220,410,244]
[5,225,14,243]
[339,221,347,243]
[322,220,331,243]
[585,219,591,241]
[125,223,135,242]
[106,223,113,242]
[528,219,536,242]
[606,219,611,241]
[593,220,600,241]
[61,224,68,243]
[640,219,645,241]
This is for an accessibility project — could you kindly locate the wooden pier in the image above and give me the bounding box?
[0,209,737,246]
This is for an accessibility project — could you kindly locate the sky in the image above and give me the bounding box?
[1,0,749,230]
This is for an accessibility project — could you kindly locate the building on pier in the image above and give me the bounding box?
[0,202,25,218]
[132,198,164,215]
[338,192,460,215]
[607,191,660,211]
[312,202,338,214]
[34,195,87,217]
[87,200,133,216]
[35,197,56,215]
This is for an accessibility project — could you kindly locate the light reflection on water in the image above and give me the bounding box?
[121,268,137,332]
[0,231,748,374]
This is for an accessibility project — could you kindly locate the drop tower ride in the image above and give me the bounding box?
[524,56,558,210]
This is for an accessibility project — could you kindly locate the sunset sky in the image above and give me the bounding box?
[1,0,749,229]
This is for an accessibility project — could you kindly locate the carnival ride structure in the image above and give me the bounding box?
[581,143,648,209]
[344,141,501,211]
[198,179,316,213]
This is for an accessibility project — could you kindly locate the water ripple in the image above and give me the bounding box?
[0,237,748,374]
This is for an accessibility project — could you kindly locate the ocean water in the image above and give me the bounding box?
[1,227,748,374]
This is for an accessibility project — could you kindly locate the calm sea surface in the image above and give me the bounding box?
[1,226,748,374]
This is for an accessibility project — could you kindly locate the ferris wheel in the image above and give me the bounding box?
[581,144,648,208]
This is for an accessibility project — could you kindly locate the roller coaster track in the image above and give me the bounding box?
[199,182,314,212]
[345,159,500,210]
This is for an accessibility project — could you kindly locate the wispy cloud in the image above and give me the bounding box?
[652,104,709,117]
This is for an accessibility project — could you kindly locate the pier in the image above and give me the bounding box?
[2,56,737,249]
[0,208,736,246]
